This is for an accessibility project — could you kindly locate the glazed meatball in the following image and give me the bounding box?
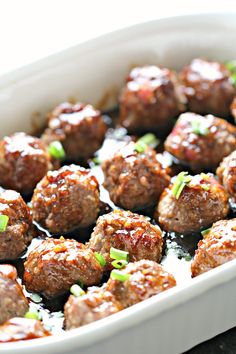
[31,164,100,234]
[106,260,176,308]
[102,141,170,210]
[64,286,122,329]
[164,113,236,172]
[217,150,236,205]
[156,173,229,234]
[24,237,103,298]
[0,189,33,260]
[0,265,28,324]
[191,218,236,277]
[230,97,236,122]
[0,318,50,342]
[42,102,107,160]
[119,65,184,134]
[88,209,163,270]
[0,133,52,194]
[180,58,235,117]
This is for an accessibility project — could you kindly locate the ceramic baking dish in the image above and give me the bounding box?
[0,12,236,354]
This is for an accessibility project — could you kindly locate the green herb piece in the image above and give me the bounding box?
[92,157,101,166]
[134,133,160,153]
[70,284,85,297]
[191,119,209,136]
[0,215,9,232]
[185,255,192,261]
[94,252,106,267]
[201,228,211,237]
[172,172,192,200]
[111,259,128,269]
[134,140,147,153]
[225,61,236,87]
[110,247,129,261]
[24,310,41,320]
[29,293,42,304]
[201,184,210,191]
[110,269,130,282]
[48,141,66,160]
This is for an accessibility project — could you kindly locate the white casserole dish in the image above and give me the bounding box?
[0,12,236,354]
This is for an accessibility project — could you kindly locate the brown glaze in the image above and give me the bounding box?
[102,141,170,210]
[24,237,103,298]
[88,209,163,270]
[164,112,236,172]
[217,150,236,204]
[180,58,235,117]
[31,164,100,234]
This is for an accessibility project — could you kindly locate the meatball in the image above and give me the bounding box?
[156,172,229,234]
[0,318,50,342]
[180,58,235,117]
[31,164,100,234]
[88,209,163,270]
[64,286,122,329]
[106,260,176,308]
[24,237,103,298]
[119,65,184,134]
[230,97,236,122]
[164,112,236,172]
[0,189,33,260]
[191,218,236,277]
[0,265,28,324]
[217,150,236,204]
[0,132,52,194]
[102,141,170,210]
[42,102,107,160]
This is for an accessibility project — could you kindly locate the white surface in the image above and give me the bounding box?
[0,13,236,354]
[1,0,236,77]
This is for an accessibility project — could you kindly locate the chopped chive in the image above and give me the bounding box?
[111,259,128,269]
[201,228,211,237]
[134,133,160,153]
[110,247,129,261]
[48,141,66,160]
[110,269,130,282]
[0,215,9,232]
[70,284,85,297]
[29,293,42,304]
[94,252,106,267]
[191,119,209,136]
[24,310,41,320]
[172,172,192,200]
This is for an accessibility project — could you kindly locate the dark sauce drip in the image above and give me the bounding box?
[2,108,236,334]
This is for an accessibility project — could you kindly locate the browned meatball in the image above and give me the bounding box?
[0,318,50,342]
[119,65,184,134]
[42,102,107,160]
[191,218,236,277]
[24,237,103,298]
[0,189,33,260]
[164,113,236,172]
[0,133,52,194]
[0,265,28,324]
[102,141,170,210]
[180,58,235,117]
[106,260,176,308]
[156,173,229,234]
[31,164,100,234]
[230,97,236,122]
[217,150,236,205]
[64,286,122,329]
[88,210,163,270]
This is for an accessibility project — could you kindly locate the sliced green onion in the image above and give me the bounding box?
[201,228,211,237]
[0,215,9,232]
[24,310,41,320]
[111,259,128,269]
[70,284,85,297]
[185,255,192,261]
[110,247,129,261]
[134,133,160,153]
[29,293,42,304]
[92,157,101,166]
[225,61,236,87]
[191,119,209,136]
[94,252,106,267]
[48,141,66,160]
[172,172,192,200]
[110,269,130,282]
[134,140,147,153]
[201,184,210,191]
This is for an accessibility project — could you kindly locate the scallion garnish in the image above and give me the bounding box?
[29,293,42,304]
[94,252,106,267]
[191,119,209,136]
[48,141,66,160]
[110,247,129,262]
[185,255,192,261]
[70,284,85,297]
[0,215,9,232]
[134,133,159,153]
[92,157,101,166]
[110,269,130,282]
[201,228,211,237]
[24,309,41,320]
[111,259,128,269]
[226,60,236,87]
[172,172,192,200]
[201,184,210,191]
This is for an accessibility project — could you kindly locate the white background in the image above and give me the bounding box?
[0,0,236,76]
